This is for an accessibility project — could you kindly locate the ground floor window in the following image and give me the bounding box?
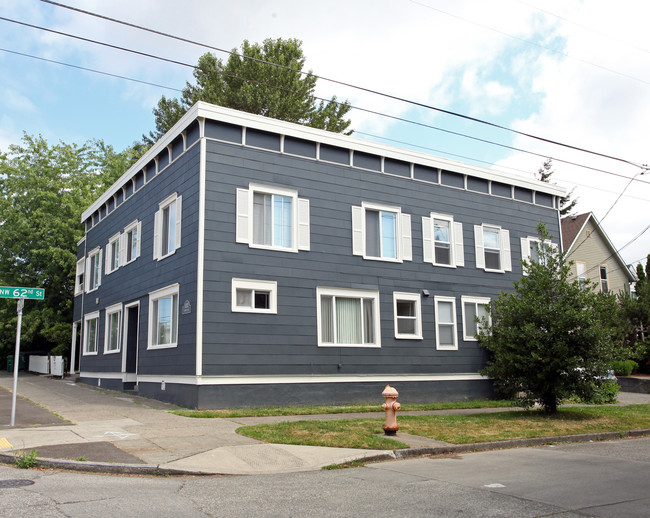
[317,287,380,347]
[83,312,100,355]
[148,284,179,349]
[461,296,490,341]
[231,278,277,313]
[434,296,457,350]
[104,304,122,353]
[393,292,422,339]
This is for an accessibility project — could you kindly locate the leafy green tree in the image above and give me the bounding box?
[144,38,352,145]
[618,255,650,369]
[536,159,578,217]
[478,223,620,413]
[0,135,129,362]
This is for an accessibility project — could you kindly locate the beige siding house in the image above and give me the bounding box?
[561,213,635,294]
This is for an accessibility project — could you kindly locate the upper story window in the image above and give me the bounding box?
[236,184,310,253]
[474,224,512,273]
[86,247,102,292]
[148,284,179,349]
[316,287,380,348]
[422,213,464,267]
[123,220,141,264]
[600,265,609,292]
[74,259,85,296]
[231,278,278,314]
[105,233,121,275]
[576,261,587,282]
[520,237,557,274]
[153,193,182,260]
[351,202,412,262]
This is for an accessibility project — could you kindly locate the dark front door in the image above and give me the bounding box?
[125,306,139,374]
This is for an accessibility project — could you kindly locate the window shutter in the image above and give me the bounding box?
[85,256,91,293]
[454,222,464,266]
[175,195,182,250]
[153,209,161,260]
[520,238,530,262]
[97,250,103,287]
[474,225,485,269]
[501,229,512,272]
[422,216,432,264]
[297,198,310,251]
[401,213,412,261]
[351,206,364,256]
[236,188,250,244]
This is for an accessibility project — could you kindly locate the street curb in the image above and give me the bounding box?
[2,429,649,476]
[0,453,213,477]
[342,428,650,465]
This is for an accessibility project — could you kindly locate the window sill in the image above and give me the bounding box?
[318,343,381,348]
[248,243,298,254]
[395,335,423,340]
[82,351,98,356]
[103,349,121,355]
[147,342,178,350]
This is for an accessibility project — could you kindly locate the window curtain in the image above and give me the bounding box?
[381,212,397,259]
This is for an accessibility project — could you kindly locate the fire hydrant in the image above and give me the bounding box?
[381,384,401,435]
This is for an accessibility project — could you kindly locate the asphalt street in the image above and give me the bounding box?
[2,436,649,517]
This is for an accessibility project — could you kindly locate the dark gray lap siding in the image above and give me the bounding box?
[78,145,201,376]
[201,140,560,377]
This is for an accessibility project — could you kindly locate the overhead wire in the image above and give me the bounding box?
[1,14,649,188]
[37,0,649,171]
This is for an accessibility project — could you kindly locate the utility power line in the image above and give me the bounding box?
[37,0,649,171]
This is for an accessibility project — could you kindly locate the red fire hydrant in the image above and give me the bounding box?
[381,384,401,435]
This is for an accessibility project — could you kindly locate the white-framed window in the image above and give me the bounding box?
[122,220,141,264]
[231,278,278,314]
[236,184,310,253]
[317,287,381,348]
[104,304,122,354]
[148,284,179,349]
[105,233,121,274]
[576,261,587,282]
[393,292,422,339]
[74,259,85,296]
[520,237,558,274]
[600,265,609,292]
[83,311,100,355]
[422,213,464,267]
[153,193,182,260]
[434,296,457,350]
[474,224,511,273]
[351,202,412,262]
[461,296,491,341]
[85,247,102,292]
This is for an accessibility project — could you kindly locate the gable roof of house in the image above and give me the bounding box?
[561,212,636,282]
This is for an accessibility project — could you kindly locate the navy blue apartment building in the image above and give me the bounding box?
[71,102,564,408]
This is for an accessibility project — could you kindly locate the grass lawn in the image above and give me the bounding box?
[170,399,516,419]
[236,404,650,450]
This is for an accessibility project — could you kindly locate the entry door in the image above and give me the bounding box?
[123,304,139,379]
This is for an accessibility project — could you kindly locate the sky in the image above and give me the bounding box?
[1,0,649,274]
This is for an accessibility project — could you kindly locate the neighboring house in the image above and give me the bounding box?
[71,101,564,408]
[561,212,635,294]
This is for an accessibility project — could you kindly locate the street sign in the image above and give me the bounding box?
[0,286,45,300]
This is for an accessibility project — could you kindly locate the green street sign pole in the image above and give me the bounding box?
[5,287,45,427]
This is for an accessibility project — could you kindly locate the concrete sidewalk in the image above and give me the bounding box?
[1,373,649,476]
